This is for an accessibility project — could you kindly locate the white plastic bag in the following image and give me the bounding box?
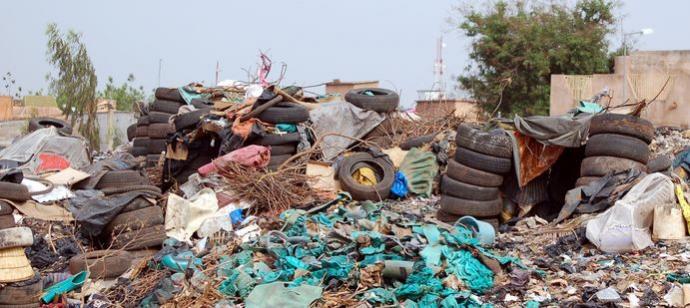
[586,173,675,253]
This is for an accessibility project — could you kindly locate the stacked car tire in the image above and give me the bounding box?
[437,124,512,227]
[247,101,310,170]
[576,114,653,187]
[95,170,167,251]
[129,87,186,164]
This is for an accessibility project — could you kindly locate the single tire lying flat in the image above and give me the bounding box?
[455,146,511,174]
[589,113,654,144]
[446,159,503,187]
[148,111,173,124]
[104,206,164,235]
[150,99,183,114]
[344,88,399,113]
[155,87,183,102]
[257,102,309,124]
[580,156,648,177]
[28,117,72,135]
[439,195,502,218]
[338,153,395,201]
[455,124,512,158]
[585,133,650,164]
[148,123,174,139]
[254,133,301,146]
[440,175,499,201]
[174,108,211,131]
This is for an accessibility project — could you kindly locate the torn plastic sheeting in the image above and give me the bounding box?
[0,127,90,175]
[165,188,219,243]
[514,131,564,188]
[586,173,675,253]
[390,171,409,199]
[398,148,438,197]
[309,101,385,161]
[66,189,158,236]
[512,113,593,148]
[196,201,248,238]
[22,179,73,203]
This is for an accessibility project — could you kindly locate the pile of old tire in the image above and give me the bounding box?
[576,114,653,187]
[0,205,38,303]
[338,152,395,201]
[129,87,186,162]
[248,101,310,170]
[437,124,511,227]
[345,88,399,113]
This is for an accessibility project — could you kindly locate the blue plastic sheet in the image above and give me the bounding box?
[390,171,409,199]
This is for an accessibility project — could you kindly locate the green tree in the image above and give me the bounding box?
[457,0,618,116]
[98,74,146,112]
[45,23,99,148]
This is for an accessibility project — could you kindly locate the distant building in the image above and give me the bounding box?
[325,79,379,99]
[550,50,690,127]
[415,97,482,121]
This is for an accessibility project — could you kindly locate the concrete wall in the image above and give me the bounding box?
[0,112,136,150]
[325,81,380,98]
[416,99,482,122]
[550,50,690,127]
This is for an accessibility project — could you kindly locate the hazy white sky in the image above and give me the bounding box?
[1,0,688,107]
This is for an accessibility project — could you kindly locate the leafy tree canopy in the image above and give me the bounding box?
[457,0,618,116]
[98,74,146,112]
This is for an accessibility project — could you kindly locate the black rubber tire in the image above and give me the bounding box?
[148,139,167,154]
[268,154,292,168]
[455,124,512,158]
[0,272,42,305]
[191,98,214,109]
[589,113,654,144]
[135,125,148,138]
[126,124,136,141]
[148,123,174,139]
[0,201,13,215]
[122,197,155,213]
[648,154,673,173]
[337,153,395,201]
[400,134,436,150]
[155,87,183,102]
[96,170,148,189]
[27,117,72,135]
[440,175,499,201]
[174,108,211,131]
[585,133,650,164]
[133,137,150,148]
[130,146,147,157]
[68,250,132,279]
[257,102,309,124]
[344,88,399,113]
[455,147,511,174]
[580,156,648,177]
[148,112,173,124]
[150,99,183,114]
[111,224,166,250]
[137,116,150,125]
[0,182,30,202]
[104,206,164,235]
[439,195,502,218]
[0,215,15,230]
[254,133,301,146]
[270,144,297,156]
[575,176,600,187]
[446,159,503,187]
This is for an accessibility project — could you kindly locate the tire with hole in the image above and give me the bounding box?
[337,153,395,201]
[27,117,72,135]
[148,123,174,139]
[446,159,503,187]
[111,224,166,250]
[257,102,309,124]
[150,99,183,114]
[344,88,399,113]
[589,113,654,144]
[148,139,167,154]
[96,170,148,189]
[440,175,499,201]
[68,250,132,279]
[254,133,301,146]
[455,147,511,174]
[0,272,42,305]
[0,182,30,202]
[585,133,650,164]
[580,156,648,177]
[148,112,173,124]
[155,87,183,102]
[439,195,502,218]
[174,108,211,131]
[455,124,512,158]
[126,124,136,141]
[104,206,164,236]
[400,134,437,150]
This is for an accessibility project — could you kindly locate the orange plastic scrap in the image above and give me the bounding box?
[515,131,564,188]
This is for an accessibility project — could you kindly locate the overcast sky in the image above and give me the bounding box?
[1,0,688,108]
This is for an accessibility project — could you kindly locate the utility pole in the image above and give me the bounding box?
[157,59,162,87]
[215,61,220,86]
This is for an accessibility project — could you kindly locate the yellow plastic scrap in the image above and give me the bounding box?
[353,167,378,186]
[674,184,690,232]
